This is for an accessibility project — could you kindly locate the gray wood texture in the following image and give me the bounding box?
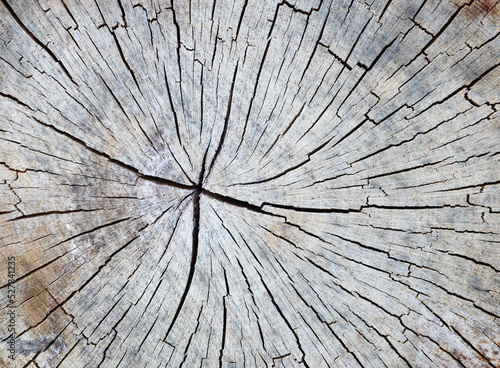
[0,0,499,367]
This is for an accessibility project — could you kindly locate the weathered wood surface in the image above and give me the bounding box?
[0,0,499,367]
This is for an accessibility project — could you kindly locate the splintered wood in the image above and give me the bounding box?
[0,0,499,367]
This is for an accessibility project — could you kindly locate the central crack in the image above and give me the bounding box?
[161,145,312,343]
[163,153,206,342]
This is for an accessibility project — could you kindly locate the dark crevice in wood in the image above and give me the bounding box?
[378,0,394,21]
[203,190,267,214]
[163,188,201,343]
[0,91,34,110]
[205,62,239,182]
[259,277,311,368]
[355,106,472,164]
[299,4,331,83]
[421,2,468,55]
[0,217,134,290]
[219,268,229,368]
[179,305,204,368]
[7,208,101,222]
[1,0,79,86]
[60,0,79,31]
[107,28,142,94]
[233,37,272,161]
[27,114,195,190]
[22,320,74,368]
[235,0,248,39]
[408,274,499,319]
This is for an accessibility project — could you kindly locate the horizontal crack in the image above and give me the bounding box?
[202,190,265,214]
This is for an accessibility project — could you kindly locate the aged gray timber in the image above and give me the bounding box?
[0,0,499,367]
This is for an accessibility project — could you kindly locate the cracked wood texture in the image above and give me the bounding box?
[0,0,499,367]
